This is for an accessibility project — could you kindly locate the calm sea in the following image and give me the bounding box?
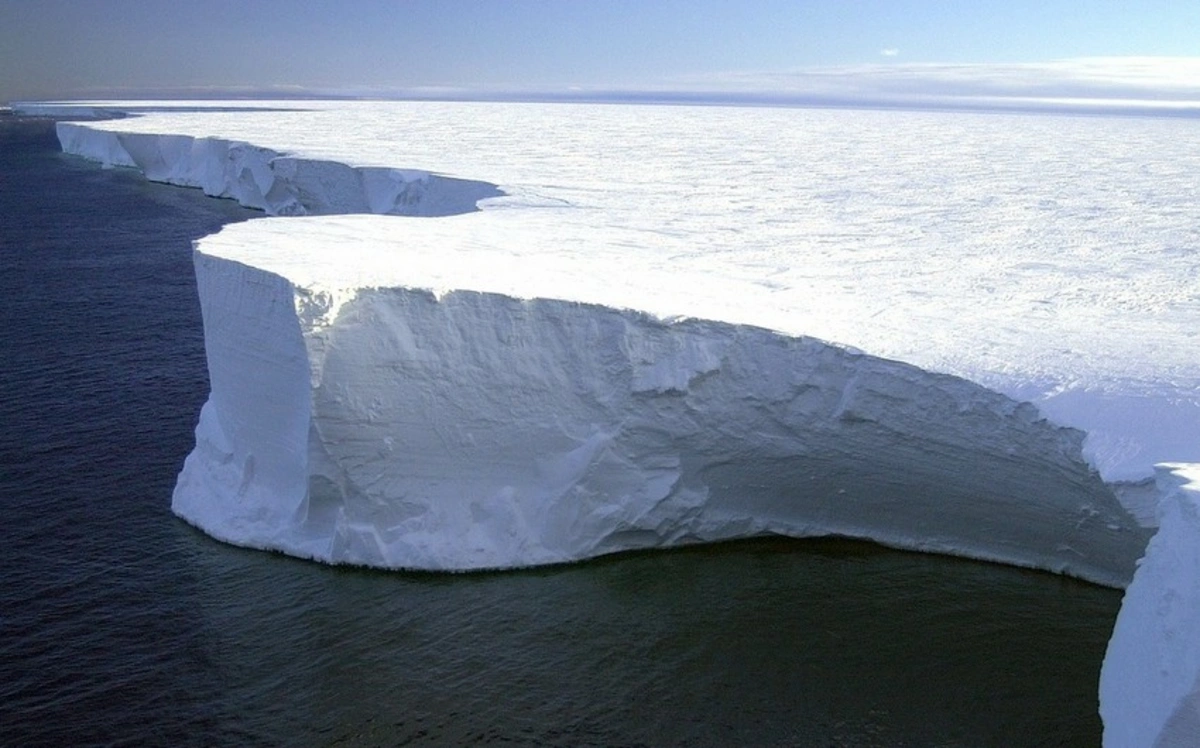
[0,115,1121,747]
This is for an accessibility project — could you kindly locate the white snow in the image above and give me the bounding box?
[1101,465,1200,747]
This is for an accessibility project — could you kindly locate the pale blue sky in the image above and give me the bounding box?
[2,0,1198,104]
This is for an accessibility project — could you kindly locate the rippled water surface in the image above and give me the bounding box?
[0,116,1121,747]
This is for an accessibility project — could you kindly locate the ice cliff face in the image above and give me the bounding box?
[55,121,502,217]
[172,237,1147,585]
[1101,465,1200,747]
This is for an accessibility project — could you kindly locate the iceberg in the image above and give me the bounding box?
[172,215,1146,582]
[54,121,502,217]
[23,99,1200,741]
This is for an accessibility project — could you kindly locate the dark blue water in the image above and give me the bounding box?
[0,116,1120,747]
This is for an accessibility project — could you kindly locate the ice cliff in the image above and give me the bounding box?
[55,121,502,217]
[167,216,1147,586]
[47,113,1154,586]
[1102,465,1200,747]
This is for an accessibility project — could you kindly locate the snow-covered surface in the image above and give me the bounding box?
[1101,465,1200,747]
[32,100,1200,485]
[24,95,1200,748]
[26,100,1200,556]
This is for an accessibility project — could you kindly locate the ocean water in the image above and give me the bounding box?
[0,115,1122,747]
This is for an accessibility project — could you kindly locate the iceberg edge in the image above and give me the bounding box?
[173,244,1147,586]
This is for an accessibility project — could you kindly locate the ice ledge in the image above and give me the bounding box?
[54,121,503,217]
[172,243,1149,586]
[1101,464,1200,747]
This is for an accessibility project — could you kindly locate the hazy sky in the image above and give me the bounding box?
[2,0,1199,105]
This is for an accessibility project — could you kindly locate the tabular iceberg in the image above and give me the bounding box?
[174,218,1146,583]
[28,99,1200,744]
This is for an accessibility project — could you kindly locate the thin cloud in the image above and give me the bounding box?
[667,57,1200,107]
[85,56,1200,116]
[880,48,900,57]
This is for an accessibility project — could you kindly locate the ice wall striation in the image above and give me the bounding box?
[1101,465,1200,747]
[172,247,1148,586]
[55,122,503,217]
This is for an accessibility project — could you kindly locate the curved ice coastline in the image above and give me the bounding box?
[1101,465,1200,747]
[55,121,503,217]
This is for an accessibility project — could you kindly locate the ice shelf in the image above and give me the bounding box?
[54,120,502,217]
[23,99,1200,744]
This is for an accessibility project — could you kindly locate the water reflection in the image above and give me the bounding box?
[184,533,1119,747]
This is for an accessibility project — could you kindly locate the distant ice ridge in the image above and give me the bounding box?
[1101,465,1200,747]
[12,102,125,119]
[55,121,502,217]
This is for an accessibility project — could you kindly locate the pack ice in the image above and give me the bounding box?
[35,100,1200,742]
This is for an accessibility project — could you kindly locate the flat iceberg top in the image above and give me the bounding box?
[44,100,1200,481]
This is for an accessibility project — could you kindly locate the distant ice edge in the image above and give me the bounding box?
[55,121,503,217]
[171,249,1147,586]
